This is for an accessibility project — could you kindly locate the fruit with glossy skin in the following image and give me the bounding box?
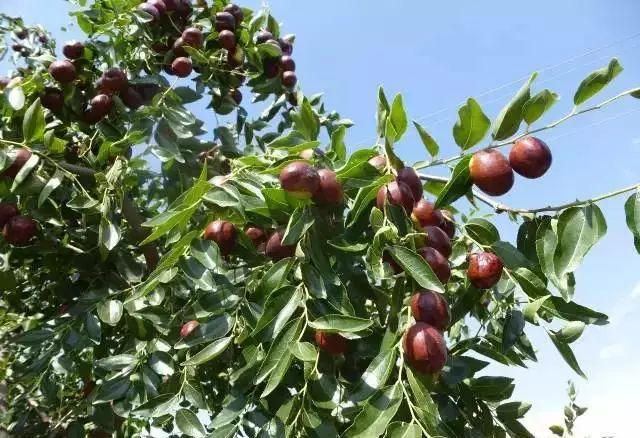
[279,55,295,72]
[245,227,267,247]
[467,252,503,289]
[223,4,244,24]
[148,0,167,15]
[2,148,32,179]
[215,12,236,32]
[138,3,160,21]
[509,136,552,179]
[282,71,297,88]
[172,37,188,57]
[171,57,192,77]
[410,290,450,331]
[255,30,274,44]
[0,204,19,228]
[419,247,451,283]
[41,87,64,112]
[218,30,236,50]
[180,320,199,338]
[469,150,514,196]
[204,220,237,255]
[99,68,128,94]
[396,167,422,201]
[49,60,76,83]
[121,86,143,110]
[376,181,414,213]
[315,331,347,355]
[88,94,113,117]
[182,27,204,48]
[63,40,84,59]
[423,225,452,258]
[3,215,37,246]
[403,322,448,374]
[279,161,320,198]
[163,0,178,11]
[411,199,444,227]
[264,59,280,78]
[368,154,386,171]
[279,35,294,55]
[313,169,343,205]
[265,229,296,260]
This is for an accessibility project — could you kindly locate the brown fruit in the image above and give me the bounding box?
[2,148,32,179]
[223,4,244,24]
[0,204,19,228]
[171,57,193,77]
[0,77,9,90]
[62,40,84,59]
[148,0,167,15]
[163,0,179,11]
[180,320,199,338]
[138,3,160,21]
[282,71,297,88]
[265,229,296,260]
[255,30,274,44]
[182,27,204,48]
[509,136,552,179]
[396,167,422,201]
[204,220,237,255]
[15,28,28,39]
[368,154,387,171]
[218,30,236,50]
[88,94,113,120]
[279,36,294,55]
[419,247,451,284]
[3,215,37,246]
[99,68,128,94]
[215,12,236,32]
[121,86,143,110]
[313,169,343,205]
[376,181,414,213]
[49,60,76,83]
[467,252,503,289]
[279,161,320,198]
[469,150,514,196]
[172,37,188,57]
[423,225,452,258]
[264,59,280,78]
[410,290,450,331]
[41,87,64,112]
[439,211,456,239]
[245,227,267,247]
[279,55,296,72]
[412,199,444,227]
[403,322,447,374]
[315,331,348,356]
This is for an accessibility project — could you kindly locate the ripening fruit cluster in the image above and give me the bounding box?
[469,136,553,196]
[0,148,38,246]
[255,29,298,89]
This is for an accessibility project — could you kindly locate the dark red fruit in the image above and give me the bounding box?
[215,12,236,32]
[245,227,267,247]
[223,4,244,24]
[41,87,64,112]
[282,71,297,88]
[182,27,204,48]
[509,137,552,179]
[138,3,160,21]
[148,0,167,15]
[2,148,32,179]
[62,40,84,59]
[49,60,76,83]
[278,36,293,55]
[0,204,19,228]
[171,57,192,77]
[163,0,178,11]
[423,226,452,258]
[3,215,37,246]
[469,150,514,196]
[403,322,447,374]
[279,56,295,72]
[180,320,199,338]
[467,252,503,289]
[368,154,387,171]
[175,0,192,17]
[204,220,237,255]
[227,47,244,67]
[439,211,456,239]
[99,68,128,94]
[264,59,280,78]
[376,181,414,213]
[218,30,236,50]
[172,37,188,57]
[279,161,320,198]
[0,77,9,90]
[412,199,444,227]
[89,94,113,117]
[265,229,296,260]
[419,247,451,284]
[313,169,343,205]
[396,167,422,201]
[410,290,450,331]
[255,30,274,44]
[315,331,347,356]
[11,43,24,53]
[121,86,143,110]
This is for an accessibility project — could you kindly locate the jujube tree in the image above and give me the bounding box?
[0,1,638,437]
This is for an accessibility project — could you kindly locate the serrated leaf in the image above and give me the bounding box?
[453,98,490,149]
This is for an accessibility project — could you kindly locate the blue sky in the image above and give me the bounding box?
[3,1,640,436]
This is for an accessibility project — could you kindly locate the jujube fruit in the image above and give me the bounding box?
[509,136,552,179]
[163,0,178,10]
[172,37,188,57]
[231,89,242,105]
[180,320,199,338]
[171,57,193,77]
[423,225,452,258]
[121,86,143,110]
[419,247,451,284]
[2,148,32,179]
[469,149,514,196]
[223,4,244,24]
[282,71,297,88]
[63,40,84,59]
[49,60,76,83]
[313,169,343,205]
[315,331,348,356]
[279,161,320,198]
[218,30,236,50]
[440,211,456,238]
[376,181,414,213]
[410,290,450,331]
[467,252,503,289]
[279,35,294,55]
[279,56,295,72]
[245,227,267,247]
[204,220,237,255]
[99,68,127,94]
[412,199,444,227]
[148,0,167,15]
[3,215,38,246]
[0,204,19,228]
[41,87,64,112]
[215,12,236,32]
[182,27,204,48]
[138,3,160,21]
[396,167,422,201]
[255,30,274,44]
[265,229,296,260]
[264,59,280,78]
[403,322,448,374]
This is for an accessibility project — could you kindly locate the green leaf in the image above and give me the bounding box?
[386,94,408,142]
[405,367,442,434]
[624,192,640,254]
[496,401,532,420]
[523,89,559,125]
[38,168,64,207]
[502,419,535,438]
[290,342,317,362]
[547,329,586,378]
[254,258,293,298]
[349,347,397,403]
[434,155,472,208]
[549,425,565,436]
[149,351,174,376]
[94,377,130,403]
[493,73,537,140]
[574,58,623,105]
[256,317,304,384]
[95,354,135,371]
[346,175,393,227]
[376,87,391,137]
[210,392,246,428]
[291,98,319,140]
[330,125,347,161]
[413,121,439,157]
[386,422,421,438]
[465,376,515,401]
[251,285,299,336]
[23,98,45,142]
[452,98,490,150]
[344,383,402,437]
[97,299,123,325]
[175,314,233,349]
[282,208,314,246]
[542,297,608,325]
[11,153,39,192]
[308,314,373,333]
[502,310,525,351]
[387,246,444,293]
[465,218,500,245]
[175,409,206,437]
[522,296,550,324]
[181,337,232,367]
[133,394,179,418]
[99,217,121,252]
[555,321,586,344]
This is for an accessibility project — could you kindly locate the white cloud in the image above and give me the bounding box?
[599,342,626,360]
[630,281,640,300]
